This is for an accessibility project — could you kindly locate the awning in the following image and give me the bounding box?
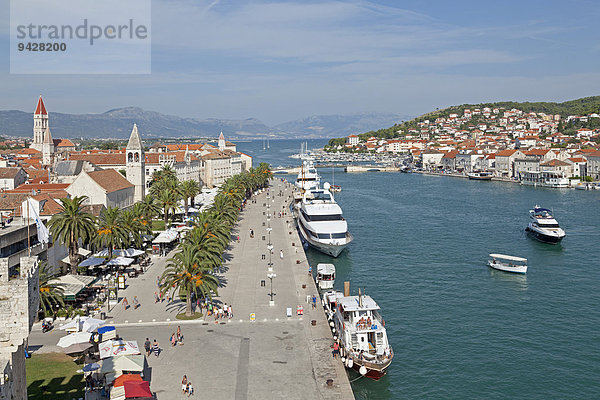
[97,325,116,335]
[99,339,140,359]
[78,257,106,268]
[49,274,97,301]
[124,381,152,399]
[152,229,179,244]
[106,257,135,266]
[61,342,93,354]
[100,354,144,374]
[57,331,92,348]
[113,373,143,387]
[95,248,145,258]
[60,248,91,264]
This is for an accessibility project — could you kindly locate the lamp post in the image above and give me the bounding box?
[267,272,276,306]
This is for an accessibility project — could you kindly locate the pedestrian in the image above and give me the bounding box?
[187,381,194,396]
[308,265,312,276]
[280,250,284,259]
[122,297,129,310]
[177,325,183,344]
[154,292,159,304]
[312,295,317,309]
[228,305,232,319]
[170,333,177,347]
[152,339,160,357]
[181,375,188,394]
[144,338,151,356]
[250,228,254,238]
[237,235,240,243]
[332,341,340,359]
[166,292,171,303]
[207,303,213,316]
[133,296,139,309]
[156,275,160,288]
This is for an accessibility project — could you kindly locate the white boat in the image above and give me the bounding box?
[467,171,493,180]
[520,171,569,188]
[323,289,393,380]
[487,253,528,274]
[525,206,566,244]
[315,263,335,290]
[293,183,353,257]
[295,159,321,191]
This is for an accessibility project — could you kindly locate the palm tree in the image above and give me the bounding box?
[121,208,150,248]
[95,207,129,260]
[181,180,201,216]
[191,211,230,250]
[48,196,96,274]
[160,244,220,316]
[210,194,239,228]
[138,194,160,223]
[38,262,64,316]
[157,188,180,226]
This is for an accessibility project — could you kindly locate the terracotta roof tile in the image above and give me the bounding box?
[0,167,24,179]
[87,169,133,193]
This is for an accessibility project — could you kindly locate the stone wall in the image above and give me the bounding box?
[0,256,39,400]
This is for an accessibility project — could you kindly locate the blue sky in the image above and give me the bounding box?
[1,0,600,125]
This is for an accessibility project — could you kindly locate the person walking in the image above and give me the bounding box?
[181,375,188,394]
[144,338,151,356]
[122,297,129,310]
[228,305,232,319]
[170,333,177,347]
[312,295,317,309]
[187,381,194,396]
[133,296,139,309]
[152,339,160,357]
[154,292,159,304]
[332,341,340,359]
[280,250,284,259]
[177,326,183,344]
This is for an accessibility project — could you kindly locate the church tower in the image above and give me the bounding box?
[126,123,145,203]
[218,131,225,151]
[42,126,54,166]
[31,96,48,151]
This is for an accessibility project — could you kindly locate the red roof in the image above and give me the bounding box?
[35,96,47,115]
[496,149,518,157]
[55,138,75,147]
[123,380,152,398]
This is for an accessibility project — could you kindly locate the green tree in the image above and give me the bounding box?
[95,207,129,260]
[48,196,96,274]
[181,180,201,216]
[138,194,161,223]
[160,244,220,316]
[38,262,64,316]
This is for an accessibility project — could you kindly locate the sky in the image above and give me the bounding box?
[1,0,600,125]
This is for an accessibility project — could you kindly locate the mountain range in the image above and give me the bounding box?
[0,107,409,140]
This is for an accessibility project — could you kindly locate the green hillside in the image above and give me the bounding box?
[328,96,600,145]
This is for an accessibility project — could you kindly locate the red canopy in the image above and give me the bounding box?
[113,373,143,387]
[123,380,152,398]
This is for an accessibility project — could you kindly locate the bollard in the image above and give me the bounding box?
[260,280,265,287]
[302,284,306,289]
[296,260,300,264]
[326,379,333,387]
[262,236,265,240]
[261,254,266,260]
[292,242,295,246]
[311,320,317,326]
[262,222,265,226]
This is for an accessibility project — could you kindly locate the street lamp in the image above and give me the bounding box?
[266,227,273,271]
[267,272,276,306]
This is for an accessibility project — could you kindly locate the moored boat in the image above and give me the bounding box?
[324,288,393,380]
[487,253,528,274]
[468,171,493,180]
[525,206,566,244]
[315,263,335,290]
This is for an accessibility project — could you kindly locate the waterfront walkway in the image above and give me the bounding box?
[29,179,353,399]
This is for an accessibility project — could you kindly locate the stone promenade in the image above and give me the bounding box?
[29,178,354,399]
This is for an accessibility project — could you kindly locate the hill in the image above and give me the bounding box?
[351,96,600,141]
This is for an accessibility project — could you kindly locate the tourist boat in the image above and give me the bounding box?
[295,159,321,191]
[293,183,353,257]
[323,289,393,380]
[487,253,528,274]
[520,171,569,188]
[315,263,335,290]
[525,206,566,244]
[467,171,493,180]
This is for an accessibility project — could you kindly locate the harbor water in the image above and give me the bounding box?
[239,139,600,400]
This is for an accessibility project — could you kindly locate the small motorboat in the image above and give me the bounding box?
[488,253,527,274]
[315,263,335,290]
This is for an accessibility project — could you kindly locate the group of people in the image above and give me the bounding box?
[121,296,141,310]
[144,338,161,358]
[181,375,194,396]
[357,316,373,330]
[170,326,184,346]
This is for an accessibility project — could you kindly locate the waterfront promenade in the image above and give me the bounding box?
[29,178,354,399]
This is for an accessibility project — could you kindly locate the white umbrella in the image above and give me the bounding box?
[78,257,105,267]
[57,331,92,348]
[106,257,135,266]
[120,248,145,257]
[60,316,105,333]
[82,317,105,332]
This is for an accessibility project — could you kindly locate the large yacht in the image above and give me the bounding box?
[295,159,321,191]
[293,183,353,257]
[324,289,393,380]
[525,206,566,244]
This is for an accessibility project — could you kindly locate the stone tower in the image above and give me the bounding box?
[42,126,54,166]
[126,123,145,203]
[31,96,48,151]
[218,131,225,151]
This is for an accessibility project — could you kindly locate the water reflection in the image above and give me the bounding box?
[488,268,528,290]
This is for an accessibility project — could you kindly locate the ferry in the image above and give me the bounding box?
[525,206,566,244]
[293,183,353,257]
[487,253,528,274]
[323,288,393,380]
[315,263,335,290]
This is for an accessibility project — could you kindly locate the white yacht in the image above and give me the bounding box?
[293,183,353,257]
[488,253,528,274]
[315,263,335,290]
[323,289,393,380]
[295,159,321,191]
[525,206,566,244]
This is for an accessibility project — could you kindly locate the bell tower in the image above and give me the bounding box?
[126,123,145,203]
[31,96,48,151]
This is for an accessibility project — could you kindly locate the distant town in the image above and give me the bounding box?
[325,106,600,187]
